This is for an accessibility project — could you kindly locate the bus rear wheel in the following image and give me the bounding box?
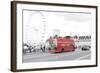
[72,49,75,51]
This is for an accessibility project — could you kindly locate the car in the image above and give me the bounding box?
[81,45,91,51]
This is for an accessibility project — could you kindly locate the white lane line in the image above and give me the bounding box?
[76,54,91,60]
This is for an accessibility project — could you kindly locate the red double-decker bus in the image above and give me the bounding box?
[47,37,76,53]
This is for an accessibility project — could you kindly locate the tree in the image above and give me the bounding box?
[54,35,58,38]
[65,36,71,38]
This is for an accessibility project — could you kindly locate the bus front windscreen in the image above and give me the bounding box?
[49,41,56,50]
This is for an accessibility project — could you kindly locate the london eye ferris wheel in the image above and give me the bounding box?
[23,11,48,45]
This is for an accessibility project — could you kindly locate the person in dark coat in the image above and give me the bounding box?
[40,44,45,52]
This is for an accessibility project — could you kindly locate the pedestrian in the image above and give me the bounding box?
[40,44,44,52]
[43,46,45,52]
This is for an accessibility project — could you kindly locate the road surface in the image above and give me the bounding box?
[23,48,91,63]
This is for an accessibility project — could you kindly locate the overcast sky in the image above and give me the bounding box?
[23,10,91,45]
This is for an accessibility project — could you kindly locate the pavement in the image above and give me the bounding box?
[22,48,91,63]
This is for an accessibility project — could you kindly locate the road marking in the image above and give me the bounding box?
[76,54,91,60]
